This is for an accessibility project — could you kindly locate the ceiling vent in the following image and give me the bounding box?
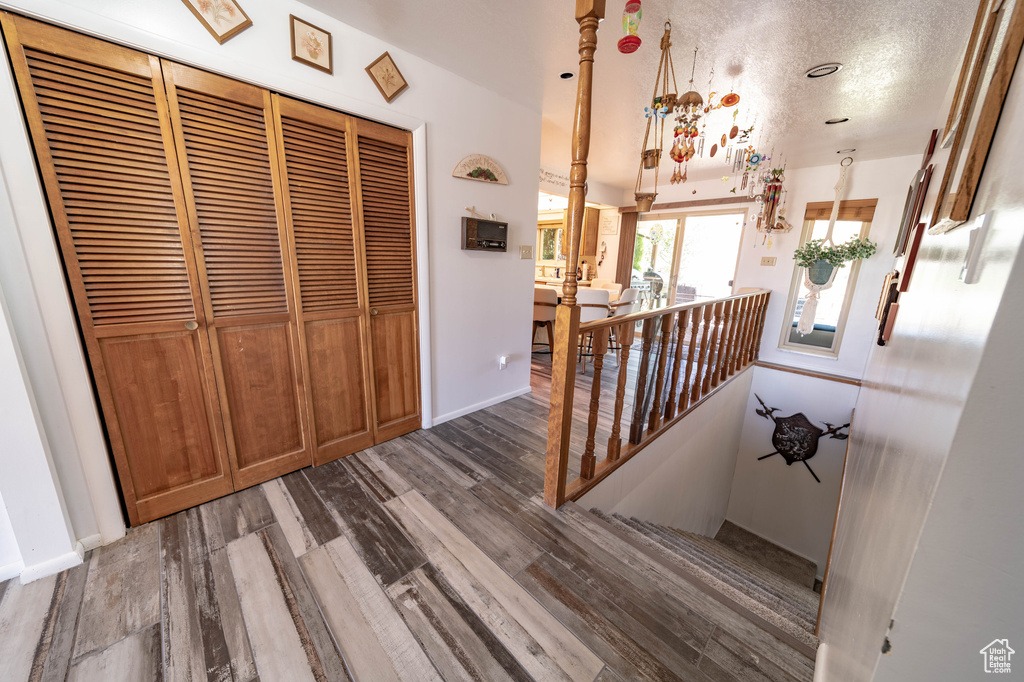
[805,63,843,78]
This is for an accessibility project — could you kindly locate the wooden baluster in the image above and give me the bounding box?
[581,327,608,479]
[751,292,769,362]
[664,309,689,420]
[682,303,701,410]
[737,296,754,373]
[727,297,747,376]
[690,304,714,404]
[607,320,632,461]
[701,302,724,395]
[648,312,674,432]
[544,0,605,509]
[713,300,733,387]
[739,294,758,369]
[745,293,762,365]
[628,317,656,444]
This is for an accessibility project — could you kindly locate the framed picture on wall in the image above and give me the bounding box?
[180,0,252,44]
[930,0,1024,234]
[290,15,333,74]
[365,52,409,103]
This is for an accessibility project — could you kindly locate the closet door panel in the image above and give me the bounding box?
[304,315,372,458]
[354,120,421,440]
[99,332,222,508]
[273,95,374,464]
[1,14,232,524]
[215,321,303,469]
[164,62,311,486]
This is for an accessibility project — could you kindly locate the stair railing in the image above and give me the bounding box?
[544,291,770,508]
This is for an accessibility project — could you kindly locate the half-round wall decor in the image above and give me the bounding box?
[452,155,509,185]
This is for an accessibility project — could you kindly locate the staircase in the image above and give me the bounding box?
[590,510,821,652]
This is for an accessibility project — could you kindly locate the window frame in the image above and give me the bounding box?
[778,199,877,359]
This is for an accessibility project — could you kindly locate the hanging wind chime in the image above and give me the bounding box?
[754,166,793,248]
[617,0,643,54]
[634,21,678,211]
[669,47,703,185]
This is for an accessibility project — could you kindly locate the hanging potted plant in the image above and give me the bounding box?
[793,236,878,284]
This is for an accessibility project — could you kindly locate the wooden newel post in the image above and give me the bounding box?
[545,0,605,509]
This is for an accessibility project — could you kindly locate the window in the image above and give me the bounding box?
[779,200,876,358]
[631,210,746,311]
[536,219,564,263]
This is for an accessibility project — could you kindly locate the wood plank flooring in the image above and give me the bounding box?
[0,355,813,681]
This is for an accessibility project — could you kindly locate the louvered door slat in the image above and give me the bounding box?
[172,92,286,318]
[358,137,414,309]
[24,50,192,324]
[3,13,234,524]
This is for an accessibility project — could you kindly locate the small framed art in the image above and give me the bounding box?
[290,15,333,74]
[366,52,409,103]
[180,0,252,44]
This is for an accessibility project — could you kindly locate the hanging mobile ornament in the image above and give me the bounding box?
[633,22,678,210]
[618,0,643,54]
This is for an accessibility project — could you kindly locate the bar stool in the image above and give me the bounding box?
[532,286,558,354]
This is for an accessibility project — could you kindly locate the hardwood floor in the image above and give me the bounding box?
[0,355,814,682]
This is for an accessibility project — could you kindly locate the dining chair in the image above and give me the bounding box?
[576,287,611,373]
[532,286,558,353]
[607,287,639,366]
[589,278,623,302]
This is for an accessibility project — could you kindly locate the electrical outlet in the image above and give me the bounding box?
[760,256,777,266]
[520,245,533,260]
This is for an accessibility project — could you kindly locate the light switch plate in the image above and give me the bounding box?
[760,256,777,266]
[520,245,533,259]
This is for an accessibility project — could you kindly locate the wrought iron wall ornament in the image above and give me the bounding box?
[754,394,849,483]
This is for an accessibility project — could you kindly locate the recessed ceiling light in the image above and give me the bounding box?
[805,63,843,78]
[559,71,576,80]
[837,148,856,153]
[825,117,850,124]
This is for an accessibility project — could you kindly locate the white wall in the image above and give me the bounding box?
[0,283,81,583]
[726,366,859,575]
[579,369,753,536]
[816,42,1024,682]
[0,492,22,581]
[0,0,542,566]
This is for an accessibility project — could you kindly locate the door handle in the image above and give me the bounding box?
[370,308,379,316]
[185,320,199,331]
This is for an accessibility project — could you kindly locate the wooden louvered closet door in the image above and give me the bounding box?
[1,14,233,524]
[353,120,421,441]
[272,95,374,465]
[162,63,311,488]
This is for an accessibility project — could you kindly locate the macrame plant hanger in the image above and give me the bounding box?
[797,156,852,335]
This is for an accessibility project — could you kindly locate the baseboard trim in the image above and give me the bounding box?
[430,386,532,426]
[78,533,103,552]
[0,559,25,582]
[724,517,824,579]
[19,543,85,584]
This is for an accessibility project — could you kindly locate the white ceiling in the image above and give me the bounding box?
[305,0,976,193]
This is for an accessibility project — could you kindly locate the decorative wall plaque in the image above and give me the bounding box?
[452,155,508,185]
[754,394,849,483]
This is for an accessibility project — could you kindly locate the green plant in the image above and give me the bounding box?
[793,236,877,268]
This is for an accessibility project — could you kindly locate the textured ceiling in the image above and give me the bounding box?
[305,0,977,192]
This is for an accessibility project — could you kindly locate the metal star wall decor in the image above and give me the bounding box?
[754,394,849,483]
